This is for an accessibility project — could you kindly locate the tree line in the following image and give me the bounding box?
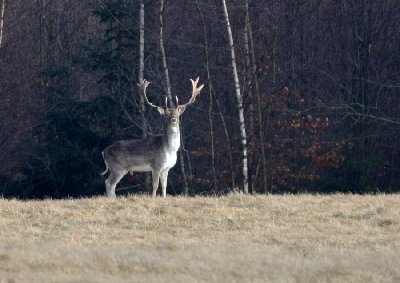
[0,0,399,198]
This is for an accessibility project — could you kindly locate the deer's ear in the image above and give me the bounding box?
[177,105,186,115]
[157,107,165,115]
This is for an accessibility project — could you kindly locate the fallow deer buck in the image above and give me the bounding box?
[100,77,204,198]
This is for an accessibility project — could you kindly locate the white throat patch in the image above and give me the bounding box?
[170,127,178,134]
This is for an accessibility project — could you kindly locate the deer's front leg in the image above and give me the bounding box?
[151,170,160,197]
[160,171,168,197]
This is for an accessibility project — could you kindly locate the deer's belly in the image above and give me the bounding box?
[128,164,152,172]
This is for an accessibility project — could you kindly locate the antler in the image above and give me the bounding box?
[139,79,159,108]
[177,77,204,108]
[140,77,203,111]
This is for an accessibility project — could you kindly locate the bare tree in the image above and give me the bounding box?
[138,0,147,136]
[195,0,218,190]
[0,0,5,47]
[221,0,249,193]
[244,0,267,193]
[138,0,151,189]
[159,0,189,195]
[159,0,172,102]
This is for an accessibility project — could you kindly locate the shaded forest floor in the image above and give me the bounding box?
[1,194,400,282]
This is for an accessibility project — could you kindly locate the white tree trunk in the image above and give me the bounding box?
[159,0,172,103]
[244,24,254,136]
[139,0,147,137]
[0,0,5,47]
[222,0,249,194]
[139,0,151,188]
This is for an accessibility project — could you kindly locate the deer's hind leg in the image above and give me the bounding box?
[105,169,126,199]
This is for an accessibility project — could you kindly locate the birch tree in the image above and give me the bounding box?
[0,0,5,47]
[159,0,172,103]
[221,0,249,193]
[159,0,189,195]
[138,0,147,137]
[138,0,151,189]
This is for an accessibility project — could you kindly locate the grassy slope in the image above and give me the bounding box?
[0,194,400,282]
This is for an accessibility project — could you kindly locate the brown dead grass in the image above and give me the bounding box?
[0,194,400,282]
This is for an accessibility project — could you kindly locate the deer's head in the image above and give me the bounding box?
[139,77,204,131]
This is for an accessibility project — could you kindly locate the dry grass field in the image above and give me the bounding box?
[0,194,400,282]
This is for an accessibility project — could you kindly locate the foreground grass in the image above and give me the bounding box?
[0,194,400,282]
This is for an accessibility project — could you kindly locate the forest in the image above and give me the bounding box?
[0,0,399,198]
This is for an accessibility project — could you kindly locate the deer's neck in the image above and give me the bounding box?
[164,126,180,152]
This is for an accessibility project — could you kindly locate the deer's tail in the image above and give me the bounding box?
[100,151,109,176]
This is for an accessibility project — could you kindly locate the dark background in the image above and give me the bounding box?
[0,0,399,198]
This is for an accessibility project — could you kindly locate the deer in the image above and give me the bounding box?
[100,77,204,198]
